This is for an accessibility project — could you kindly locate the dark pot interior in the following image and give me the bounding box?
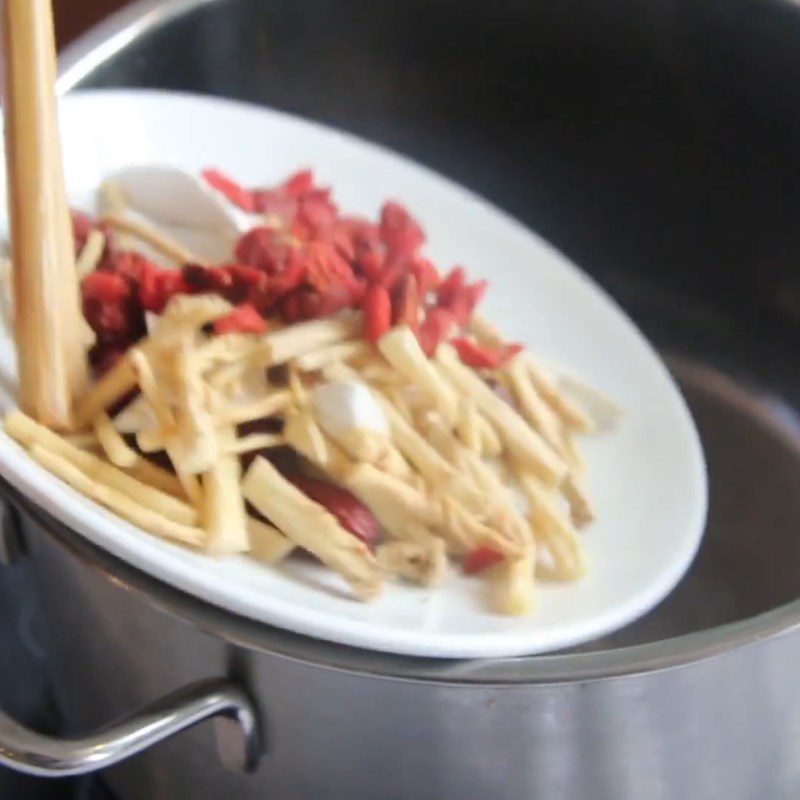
[71,0,800,648]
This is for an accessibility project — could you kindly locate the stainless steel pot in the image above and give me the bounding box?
[2,0,800,797]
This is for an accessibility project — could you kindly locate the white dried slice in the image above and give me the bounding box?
[311,380,390,463]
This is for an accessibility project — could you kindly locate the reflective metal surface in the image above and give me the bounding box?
[1,0,798,796]
[0,678,260,777]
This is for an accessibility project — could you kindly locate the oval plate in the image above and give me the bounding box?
[0,90,707,658]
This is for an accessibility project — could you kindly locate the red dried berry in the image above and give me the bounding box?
[289,474,381,547]
[82,270,131,304]
[301,241,356,295]
[418,307,456,357]
[181,263,231,293]
[279,290,305,323]
[328,226,357,263]
[224,263,268,288]
[217,263,269,304]
[392,274,420,332]
[288,285,354,322]
[448,279,488,326]
[267,259,307,300]
[463,545,504,575]
[235,227,291,274]
[349,276,367,305]
[437,266,467,307]
[104,251,154,284]
[380,201,425,257]
[251,190,299,222]
[82,271,144,341]
[345,219,383,272]
[357,249,386,283]
[249,171,318,221]
[213,304,268,335]
[201,168,256,212]
[378,262,405,293]
[88,343,128,377]
[139,266,187,313]
[293,189,339,240]
[361,284,392,344]
[451,338,523,370]
[71,210,94,254]
[281,169,315,198]
[408,256,441,298]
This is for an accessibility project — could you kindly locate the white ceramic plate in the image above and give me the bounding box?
[0,90,707,658]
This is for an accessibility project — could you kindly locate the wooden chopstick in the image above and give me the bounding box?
[2,0,87,429]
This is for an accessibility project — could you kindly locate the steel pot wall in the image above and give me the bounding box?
[2,499,793,800]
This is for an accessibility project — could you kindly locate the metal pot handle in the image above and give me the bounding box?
[0,677,261,778]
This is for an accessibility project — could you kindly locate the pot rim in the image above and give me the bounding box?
[11,477,799,685]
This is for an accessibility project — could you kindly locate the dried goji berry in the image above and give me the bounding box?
[408,256,440,298]
[279,289,305,323]
[201,168,256,212]
[327,226,357,263]
[418,307,456,357]
[235,227,291,274]
[82,271,144,341]
[448,279,488,326]
[463,545,504,574]
[251,190,298,223]
[361,284,392,344]
[392,274,420,332]
[349,276,367,306]
[82,270,131,304]
[451,337,523,370]
[217,264,268,304]
[343,216,382,256]
[181,263,231,293]
[88,343,128,376]
[356,249,386,283]
[213,303,268,335]
[267,258,307,300]
[380,201,425,257]
[224,263,268,288]
[436,266,467,308]
[293,189,338,240]
[301,241,356,295]
[377,262,405,293]
[279,285,352,323]
[71,210,94,254]
[281,169,315,198]
[101,251,153,284]
[138,263,187,313]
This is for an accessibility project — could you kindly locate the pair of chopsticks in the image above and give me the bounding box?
[2,0,86,429]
